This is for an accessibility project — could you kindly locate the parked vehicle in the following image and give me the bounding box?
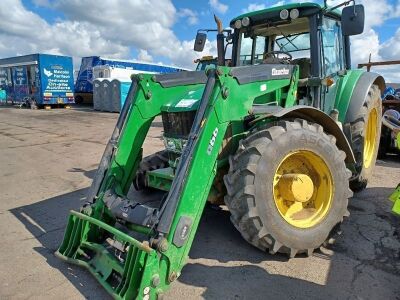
[0,54,74,107]
[57,2,384,298]
[380,89,400,156]
[194,55,217,70]
[74,56,188,104]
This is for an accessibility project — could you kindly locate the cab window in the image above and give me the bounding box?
[321,17,345,75]
[239,34,266,65]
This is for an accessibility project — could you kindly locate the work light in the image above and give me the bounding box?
[234,19,242,29]
[242,17,250,27]
[280,9,289,19]
[290,9,300,19]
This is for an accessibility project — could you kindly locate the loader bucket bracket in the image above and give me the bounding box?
[56,211,163,300]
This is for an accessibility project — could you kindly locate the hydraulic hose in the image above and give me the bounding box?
[156,70,216,234]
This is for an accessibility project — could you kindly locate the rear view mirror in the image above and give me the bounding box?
[194,32,207,52]
[342,4,365,36]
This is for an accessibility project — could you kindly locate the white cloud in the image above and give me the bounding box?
[273,1,286,7]
[0,0,212,70]
[327,0,400,82]
[360,0,393,30]
[350,28,382,66]
[137,49,153,62]
[0,0,130,70]
[241,1,295,14]
[178,8,199,25]
[209,0,228,14]
[3,0,400,81]
[242,3,267,13]
[380,28,400,60]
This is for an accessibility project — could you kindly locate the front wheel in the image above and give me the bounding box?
[133,150,169,190]
[224,120,352,257]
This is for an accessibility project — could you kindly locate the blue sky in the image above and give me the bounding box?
[21,0,400,44]
[2,0,400,80]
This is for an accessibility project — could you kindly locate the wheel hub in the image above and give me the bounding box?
[277,174,314,203]
[273,150,333,229]
[363,108,378,169]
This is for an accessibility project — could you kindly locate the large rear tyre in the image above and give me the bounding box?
[224,119,352,258]
[133,150,169,190]
[349,84,382,192]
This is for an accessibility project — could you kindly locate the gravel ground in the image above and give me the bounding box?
[0,106,399,300]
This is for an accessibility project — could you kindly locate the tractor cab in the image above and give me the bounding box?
[195,2,365,114]
[194,56,217,71]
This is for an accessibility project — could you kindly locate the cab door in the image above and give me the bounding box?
[321,17,346,114]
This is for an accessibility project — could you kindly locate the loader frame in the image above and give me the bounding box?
[57,65,304,298]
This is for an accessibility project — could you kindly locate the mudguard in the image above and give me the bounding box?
[344,72,385,123]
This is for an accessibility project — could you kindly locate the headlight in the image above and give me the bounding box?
[280,9,289,20]
[290,9,299,19]
[242,17,250,27]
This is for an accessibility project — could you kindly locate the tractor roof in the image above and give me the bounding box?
[231,2,341,24]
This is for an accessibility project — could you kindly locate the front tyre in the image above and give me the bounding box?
[224,120,352,258]
[133,150,169,190]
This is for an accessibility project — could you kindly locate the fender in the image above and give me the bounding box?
[252,105,356,163]
[344,72,385,123]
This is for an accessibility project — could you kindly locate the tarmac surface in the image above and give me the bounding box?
[0,106,399,299]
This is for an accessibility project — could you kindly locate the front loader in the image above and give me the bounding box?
[57,2,384,299]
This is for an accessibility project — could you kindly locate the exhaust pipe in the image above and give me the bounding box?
[214,14,225,66]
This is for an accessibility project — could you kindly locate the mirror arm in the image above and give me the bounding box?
[324,0,355,13]
[197,29,231,34]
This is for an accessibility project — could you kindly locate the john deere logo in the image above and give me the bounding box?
[272,68,290,76]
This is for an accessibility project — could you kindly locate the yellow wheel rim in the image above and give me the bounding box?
[363,108,378,169]
[273,151,333,228]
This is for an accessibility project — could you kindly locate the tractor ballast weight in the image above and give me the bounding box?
[57,2,383,298]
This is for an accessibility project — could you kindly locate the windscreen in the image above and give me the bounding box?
[238,17,310,65]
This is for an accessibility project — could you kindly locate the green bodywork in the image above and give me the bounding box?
[334,69,364,122]
[57,2,377,299]
[56,67,300,299]
[57,65,363,299]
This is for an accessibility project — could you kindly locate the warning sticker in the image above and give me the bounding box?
[176,99,197,108]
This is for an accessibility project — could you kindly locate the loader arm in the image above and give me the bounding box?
[57,65,297,299]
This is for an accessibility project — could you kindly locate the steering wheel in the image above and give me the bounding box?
[264,50,292,61]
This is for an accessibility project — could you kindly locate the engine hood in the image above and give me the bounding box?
[161,86,204,113]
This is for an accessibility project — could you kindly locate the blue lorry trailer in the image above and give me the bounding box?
[74,56,187,104]
[0,54,74,106]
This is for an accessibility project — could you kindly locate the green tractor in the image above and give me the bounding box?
[194,55,217,71]
[57,2,383,299]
